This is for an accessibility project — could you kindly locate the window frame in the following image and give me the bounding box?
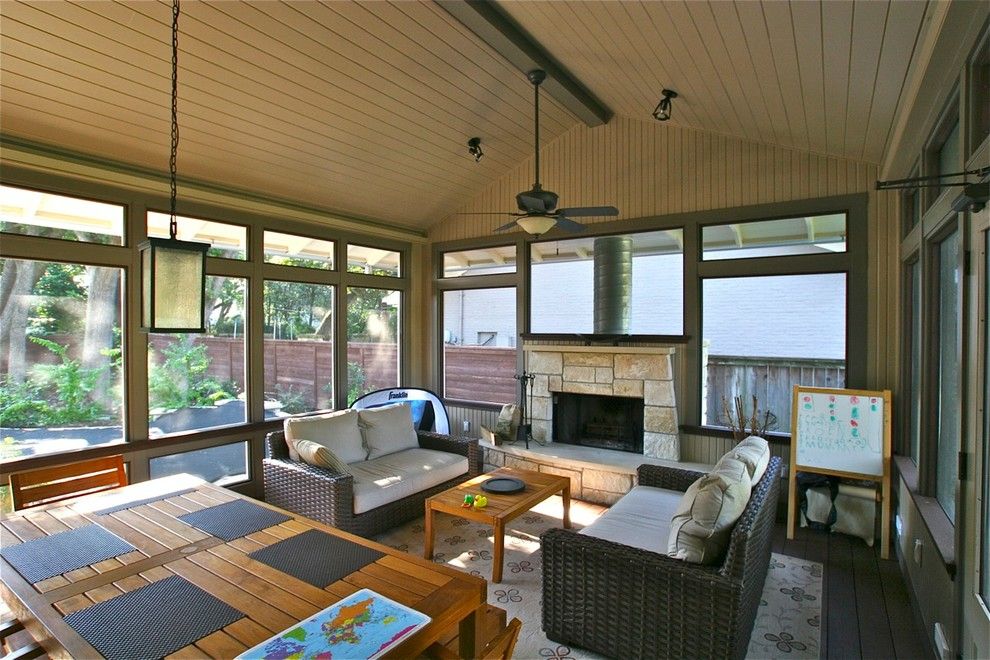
[0,165,413,499]
[432,193,868,425]
[434,236,521,408]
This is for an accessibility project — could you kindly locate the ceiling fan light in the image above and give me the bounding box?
[517,215,557,236]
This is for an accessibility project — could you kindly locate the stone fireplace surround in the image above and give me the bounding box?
[524,343,680,461]
[479,341,684,506]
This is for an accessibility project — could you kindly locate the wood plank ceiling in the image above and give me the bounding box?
[0,1,928,232]
[497,0,928,164]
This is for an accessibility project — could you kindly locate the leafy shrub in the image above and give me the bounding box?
[0,339,112,427]
[148,336,238,411]
[29,337,106,424]
[0,378,49,427]
[346,361,367,405]
[273,384,309,415]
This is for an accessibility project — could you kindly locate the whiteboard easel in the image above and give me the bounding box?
[787,386,892,559]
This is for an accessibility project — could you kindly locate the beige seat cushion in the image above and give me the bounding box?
[349,448,468,514]
[293,439,352,474]
[725,435,771,485]
[358,404,420,460]
[580,485,683,552]
[284,409,366,464]
[668,456,752,564]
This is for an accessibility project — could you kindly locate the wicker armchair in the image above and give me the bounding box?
[263,429,482,538]
[541,456,782,660]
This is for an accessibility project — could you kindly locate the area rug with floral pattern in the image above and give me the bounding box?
[374,496,821,660]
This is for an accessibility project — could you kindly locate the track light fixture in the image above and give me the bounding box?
[652,89,678,122]
[467,137,484,162]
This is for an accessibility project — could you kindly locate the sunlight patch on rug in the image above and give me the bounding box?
[375,496,821,659]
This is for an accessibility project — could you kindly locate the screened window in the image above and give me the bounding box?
[937,122,961,185]
[701,273,847,431]
[0,259,124,459]
[443,288,516,404]
[147,212,247,260]
[442,246,516,277]
[909,260,923,463]
[1,185,124,245]
[347,244,400,277]
[264,281,334,413]
[148,276,246,436]
[264,231,334,270]
[530,230,683,335]
[970,32,990,154]
[935,228,960,521]
[347,287,399,402]
[702,213,846,260]
[149,441,248,486]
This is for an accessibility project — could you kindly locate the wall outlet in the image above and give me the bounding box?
[462,419,470,432]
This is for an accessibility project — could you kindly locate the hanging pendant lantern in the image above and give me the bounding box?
[140,0,207,333]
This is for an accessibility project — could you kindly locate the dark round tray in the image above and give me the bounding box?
[480,477,525,494]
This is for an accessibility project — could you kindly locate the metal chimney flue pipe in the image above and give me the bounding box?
[593,236,632,334]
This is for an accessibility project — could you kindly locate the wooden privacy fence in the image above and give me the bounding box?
[148,336,398,408]
[704,354,845,430]
[443,345,517,404]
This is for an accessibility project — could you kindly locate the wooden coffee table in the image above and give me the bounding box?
[424,467,570,583]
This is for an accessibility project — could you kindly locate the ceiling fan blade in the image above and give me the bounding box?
[553,217,587,233]
[493,219,521,232]
[557,206,619,217]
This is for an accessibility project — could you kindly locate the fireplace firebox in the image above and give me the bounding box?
[552,392,644,454]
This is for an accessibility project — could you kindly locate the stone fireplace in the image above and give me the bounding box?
[524,343,680,460]
[553,392,644,453]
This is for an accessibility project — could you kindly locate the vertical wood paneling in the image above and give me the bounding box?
[429,117,900,394]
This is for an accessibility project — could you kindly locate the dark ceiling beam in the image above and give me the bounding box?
[436,0,612,127]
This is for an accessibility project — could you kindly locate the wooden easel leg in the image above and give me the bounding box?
[787,471,798,540]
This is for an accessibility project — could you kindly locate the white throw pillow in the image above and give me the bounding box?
[293,439,352,474]
[358,403,420,460]
[283,409,367,464]
[723,435,771,486]
[667,456,753,564]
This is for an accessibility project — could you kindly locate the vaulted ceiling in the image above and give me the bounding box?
[0,1,929,232]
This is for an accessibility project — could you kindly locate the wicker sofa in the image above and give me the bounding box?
[541,456,783,660]
[264,428,481,538]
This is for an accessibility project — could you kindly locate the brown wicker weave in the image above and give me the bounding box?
[541,456,782,660]
[263,429,481,539]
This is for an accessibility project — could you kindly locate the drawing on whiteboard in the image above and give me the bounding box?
[794,390,885,476]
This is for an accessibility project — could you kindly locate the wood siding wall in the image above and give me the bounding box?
[428,118,900,395]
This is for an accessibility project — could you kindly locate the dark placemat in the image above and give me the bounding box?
[64,574,243,660]
[0,524,135,584]
[248,528,384,588]
[178,498,291,541]
[92,488,197,516]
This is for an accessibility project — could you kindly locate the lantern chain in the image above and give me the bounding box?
[169,0,180,240]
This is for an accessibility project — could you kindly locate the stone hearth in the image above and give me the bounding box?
[524,343,680,460]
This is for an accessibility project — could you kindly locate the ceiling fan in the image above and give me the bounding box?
[470,69,618,236]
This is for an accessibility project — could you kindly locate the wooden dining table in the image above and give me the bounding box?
[0,473,488,659]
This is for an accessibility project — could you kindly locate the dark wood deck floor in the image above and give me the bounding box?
[773,523,929,660]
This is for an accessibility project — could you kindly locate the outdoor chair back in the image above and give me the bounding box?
[10,455,127,511]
